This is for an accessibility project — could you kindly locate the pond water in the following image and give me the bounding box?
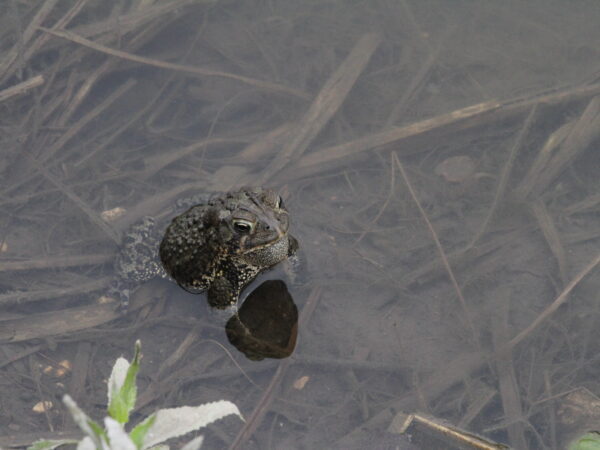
[1,1,599,449]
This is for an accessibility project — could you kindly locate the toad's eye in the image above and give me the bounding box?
[233,219,254,233]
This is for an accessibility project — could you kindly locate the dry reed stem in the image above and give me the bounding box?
[0,172,139,209]
[73,87,174,168]
[385,24,455,127]
[467,105,537,249]
[68,0,199,39]
[135,339,268,412]
[0,75,44,102]
[156,325,203,380]
[258,32,381,183]
[72,70,189,169]
[564,193,600,216]
[0,0,59,81]
[59,5,181,126]
[69,341,92,404]
[238,123,294,161]
[336,349,487,446]
[542,371,558,449]
[515,120,574,199]
[140,136,251,179]
[457,385,497,429]
[530,95,600,197]
[393,152,479,347]
[400,228,526,288]
[508,251,600,350]
[57,58,117,127]
[135,327,261,412]
[10,0,90,85]
[39,27,309,100]
[0,254,112,272]
[23,152,121,243]
[41,78,137,164]
[0,287,154,343]
[532,201,568,285]
[0,345,44,370]
[340,251,600,443]
[227,341,290,449]
[135,361,280,410]
[282,82,600,181]
[0,277,109,307]
[492,292,527,448]
[288,99,502,176]
[353,152,396,245]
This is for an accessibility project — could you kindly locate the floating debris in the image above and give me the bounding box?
[435,155,476,183]
[101,207,127,222]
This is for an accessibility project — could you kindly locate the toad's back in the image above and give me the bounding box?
[159,187,298,308]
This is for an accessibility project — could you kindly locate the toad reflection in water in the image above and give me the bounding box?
[226,280,298,361]
[110,187,299,311]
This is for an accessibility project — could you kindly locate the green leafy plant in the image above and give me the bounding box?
[569,431,600,450]
[29,340,242,450]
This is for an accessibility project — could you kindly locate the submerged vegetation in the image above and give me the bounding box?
[0,0,599,448]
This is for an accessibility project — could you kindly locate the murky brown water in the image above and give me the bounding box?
[1,1,600,448]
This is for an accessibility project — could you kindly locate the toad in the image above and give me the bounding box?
[109,187,298,311]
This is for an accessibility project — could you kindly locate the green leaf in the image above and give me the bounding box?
[130,413,157,449]
[569,432,600,450]
[88,420,107,441]
[27,439,79,450]
[108,340,142,424]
